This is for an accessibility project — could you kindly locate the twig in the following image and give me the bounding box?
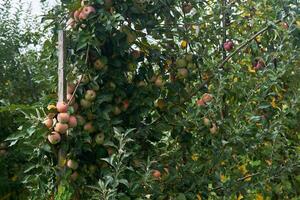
[237,172,260,182]
[67,75,83,105]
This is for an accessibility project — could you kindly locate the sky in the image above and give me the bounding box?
[11,0,58,16]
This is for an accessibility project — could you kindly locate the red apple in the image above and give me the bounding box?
[80,6,96,20]
[152,170,161,179]
[57,113,70,123]
[253,59,265,71]
[48,132,61,144]
[196,99,205,106]
[95,132,105,144]
[202,93,213,103]
[80,99,92,109]
[73,9,81,22]
[223,41,234,51]
[43,118,53,129]
[122,99,129,111]
[68,115,78,128]
[56,102,69,113]
[54,123,69,134]
[70,171,79,181]
[67,159,79,170]
[85,90,96,101]
[281,22,289,30]
[84,122,95,133]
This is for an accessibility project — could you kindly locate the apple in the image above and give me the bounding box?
[253,59,265,70]
[76,115,86,126]
[210,123,218,134]
[48,132,61,144]
[137,81,146,87]
[155,76,164,87]
[131,50,141,59]
[68,115,78,128]
[80,99,92,109]
[67,83,75,94]
[155,99,165,109]
[196,99,205,106]
[95,132,105,144]
[177,68,189,78]
[56,102,68,113]
[73,9,81,22]
[202,93,213,103]
[80,74,90,84]
[67,159,79,170]
[182,2,193,14]
[70,171,79,181]
[185,54,193,62]
[71,103,79,112]
[79,6,96,20]
[203,117,211,127]
[113,106,122,115]
[176,58,187,68]
[281,22,289,30]
[94,57,107,70]
[122,99,129,111]
[84,122,95,133]
[57,113,70,123]
[85,90,96,101]
[223,41,234,51]
[152,170,161,179]
[43,118,53,129]
[0,149,6,156]
[107,147,114,156]
[54,123,69,134]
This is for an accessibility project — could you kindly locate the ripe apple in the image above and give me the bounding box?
[73,9,81,22]
[176,58,187,68]
[152,170,161,179]
[196,99,205,106]
[80,99,92,109]
[70,171,79,181]
[95,132,105,145]
[281,22,289,30]
[202,93,213,103]
[43,118,53,129]
[131,50,141,59]
[68,115,78,128]
[177,68,189,78]
[210,123,218,134]
[67,159,79,170]
[85,90,96,101]
[203,117,211,127]
[182,2,193,14]
[155,76,164,87]
[67,83,76,94]
[122,99,129,111]
[56,102,68,113]
[76,115,86,126]
[57,113,70,123]
[223,41,234,51]
[253,59,265,70]
[54,123,69,134]
[80,6,96,20]
[48,132,61,144]
[84,122,95,133]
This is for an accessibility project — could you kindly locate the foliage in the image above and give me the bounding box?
[1,0,300,199]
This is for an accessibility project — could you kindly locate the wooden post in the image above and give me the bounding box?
[58,30,67,103]
[57,30,67,170]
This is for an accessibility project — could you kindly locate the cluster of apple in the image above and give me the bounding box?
[67,1,96,28]
[175,54,196,79]
[196,93,213,107]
